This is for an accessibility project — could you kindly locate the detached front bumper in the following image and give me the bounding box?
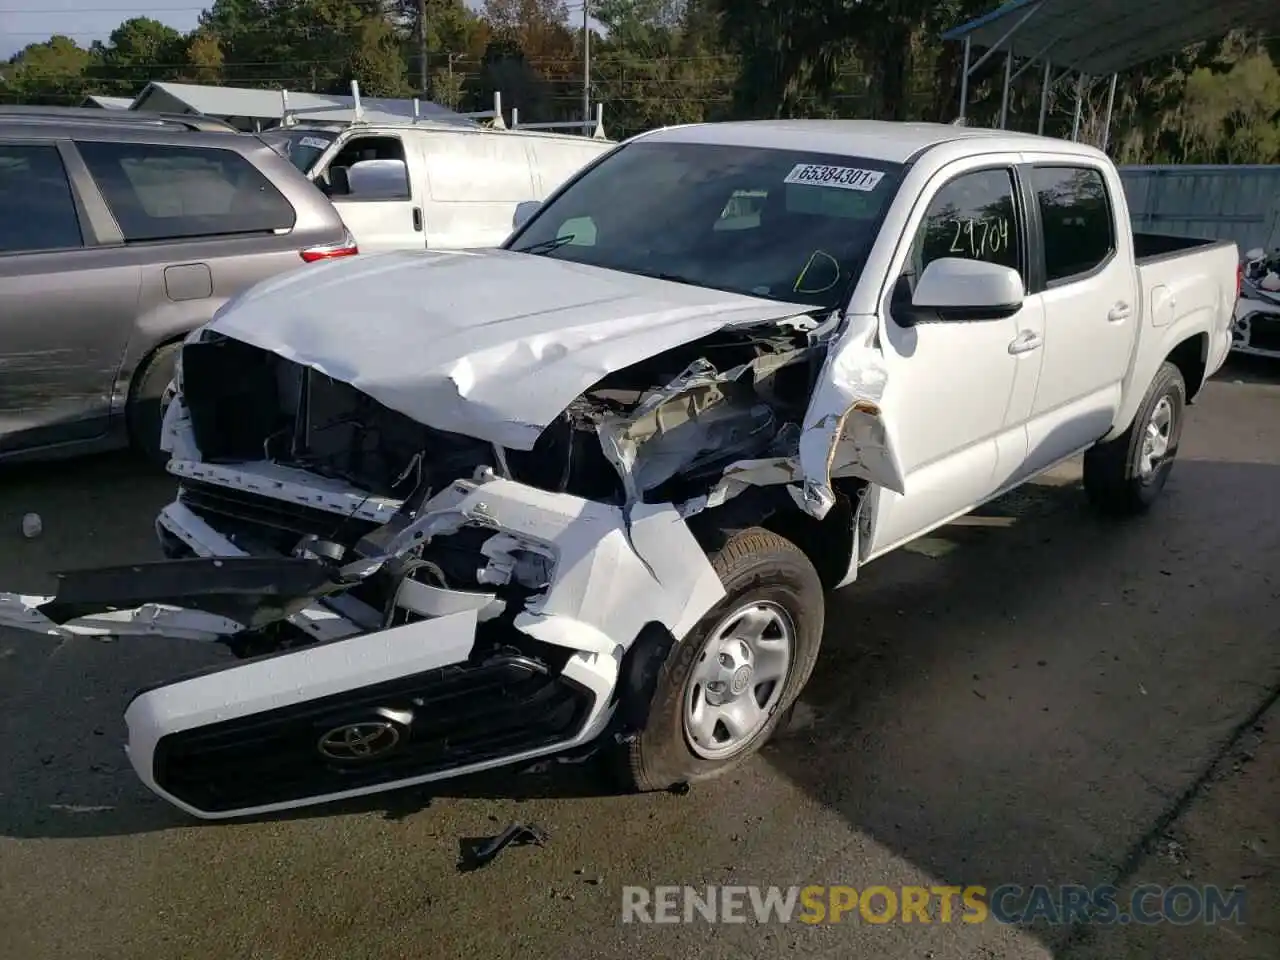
[0,450,725,820]
[1231,300,1280,359]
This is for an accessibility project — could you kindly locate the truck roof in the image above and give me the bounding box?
[643,119,1107,165]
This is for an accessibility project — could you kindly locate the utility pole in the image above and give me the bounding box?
[418,0,429,95]
[582,0,590,126]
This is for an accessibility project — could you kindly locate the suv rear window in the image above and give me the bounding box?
[0,144,83,253]
[76,140,297,242]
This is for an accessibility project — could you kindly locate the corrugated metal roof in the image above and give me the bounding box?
[130,82,474,126]
[942,0,1274,76]
[82,95,134,109]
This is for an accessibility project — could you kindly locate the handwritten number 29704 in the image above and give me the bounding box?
[949,218,1009,259]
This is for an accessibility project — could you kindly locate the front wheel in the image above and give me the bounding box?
[617,527,825,792]
[1083,360,1186,517]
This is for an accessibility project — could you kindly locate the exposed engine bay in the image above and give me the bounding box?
[177,316,824,512]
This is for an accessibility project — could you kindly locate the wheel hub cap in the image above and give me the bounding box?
[1139,395,1174,480]
[683,601,795,761]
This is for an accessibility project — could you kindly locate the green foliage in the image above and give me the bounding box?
[1,0,1276,163]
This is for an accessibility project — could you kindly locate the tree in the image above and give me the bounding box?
[1180,46,1280,163]
[89,17,187,96]
[181,30,226,84]
[340,15,411,96]
[3,36,92,104]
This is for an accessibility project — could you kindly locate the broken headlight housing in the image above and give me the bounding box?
[478,534,555,592]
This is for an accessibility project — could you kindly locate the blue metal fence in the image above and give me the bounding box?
[1119,165,1280,253]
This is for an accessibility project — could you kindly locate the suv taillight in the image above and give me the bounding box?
[1237,262,1244,300]
[300,230,358,263]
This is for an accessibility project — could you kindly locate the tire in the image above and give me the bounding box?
[619,527,825,792]
[1083,360,1186,517]
[126,341,182,468]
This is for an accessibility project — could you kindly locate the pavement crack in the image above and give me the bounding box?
[1058,670,1280,954]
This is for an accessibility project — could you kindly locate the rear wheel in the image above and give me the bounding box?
[618,527,825,792]
[1083,360,1186,516]
[126,341,182,468]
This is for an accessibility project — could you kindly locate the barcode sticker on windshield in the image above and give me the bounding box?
[784,164,885,192]
[299,136,331,150]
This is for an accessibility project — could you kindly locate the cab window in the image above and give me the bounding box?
[913,168,1023,280]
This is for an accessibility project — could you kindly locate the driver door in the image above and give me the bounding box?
[863,161,1045,558]
[316,133,425,253]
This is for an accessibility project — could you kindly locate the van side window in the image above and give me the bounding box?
[1030,166,1115,283]
[914,169,1022,279]
[76,141,297,242]
[0,144,84,254]
[324,135,410,201]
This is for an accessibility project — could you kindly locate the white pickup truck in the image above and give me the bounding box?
[0,120,1238,820]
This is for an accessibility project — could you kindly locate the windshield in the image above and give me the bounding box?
[258,130,335,173]
[506,141,904,310]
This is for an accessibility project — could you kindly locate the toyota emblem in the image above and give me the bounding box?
[317,721,401,762]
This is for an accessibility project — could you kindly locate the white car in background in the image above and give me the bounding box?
[261,117,615,253]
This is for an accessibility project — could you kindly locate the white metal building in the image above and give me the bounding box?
[128,81,472,132]
[81,95,133,110]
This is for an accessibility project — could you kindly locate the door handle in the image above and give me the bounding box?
[1107,301,1131,322]
[1008,330,1043,355]
[412,207,423,232]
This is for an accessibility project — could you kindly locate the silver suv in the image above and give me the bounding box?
[0,111,357,464]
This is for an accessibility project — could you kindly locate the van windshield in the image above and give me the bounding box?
[258,130,334,173]
[506,140,904,310]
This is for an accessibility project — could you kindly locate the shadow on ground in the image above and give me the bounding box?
[1211,352,1280,386]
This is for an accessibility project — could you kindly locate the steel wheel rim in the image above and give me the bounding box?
[682,600,794,761]
[1138,395,1175,480]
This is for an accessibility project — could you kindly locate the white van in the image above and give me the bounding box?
[261,113,615,253]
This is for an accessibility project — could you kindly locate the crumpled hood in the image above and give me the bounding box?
[205,247,815,449]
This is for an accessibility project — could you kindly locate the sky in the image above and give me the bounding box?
[0,0,499,59]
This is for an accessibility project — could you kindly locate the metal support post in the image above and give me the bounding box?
[1071,73,1085,141]
[1038,58,1051,135]
[999,48,1014,129]
[1100,72,1118,153]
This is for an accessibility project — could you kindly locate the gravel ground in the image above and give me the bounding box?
[0,356,1277,960]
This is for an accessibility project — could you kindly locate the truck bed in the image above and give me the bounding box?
[1133,231,1234,265]
[1130,230,1238,392]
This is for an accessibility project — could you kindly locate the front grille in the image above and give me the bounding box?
[179,478,381,547]
[150,653,594,814]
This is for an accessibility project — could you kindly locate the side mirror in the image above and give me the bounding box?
[345,159,409,199]
[904,257,1025,323]
[513,200,540,230]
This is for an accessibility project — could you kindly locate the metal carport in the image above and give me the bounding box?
[941,0,1273,148]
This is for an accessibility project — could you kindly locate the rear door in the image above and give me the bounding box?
[70,138,330,431]
[313,132,424,252]
[420,131,539,249]
[0,139,141,452]
[1017,160,1140,474]
[528,138,612,199]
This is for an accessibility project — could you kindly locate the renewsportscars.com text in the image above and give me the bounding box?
[621,884,1247,926]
